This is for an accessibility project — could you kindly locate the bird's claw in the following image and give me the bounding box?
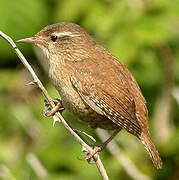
[43,98,64,117]
[84,146,102,163]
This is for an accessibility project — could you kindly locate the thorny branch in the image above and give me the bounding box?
[0,31,109,180]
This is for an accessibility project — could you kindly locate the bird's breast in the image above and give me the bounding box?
[48,60,89,115]
[47,57,119,130]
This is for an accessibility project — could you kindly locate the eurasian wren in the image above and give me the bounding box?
[18,23,162,168]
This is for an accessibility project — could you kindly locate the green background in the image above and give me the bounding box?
[0,0,179,179]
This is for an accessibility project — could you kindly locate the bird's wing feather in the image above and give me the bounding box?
[70,58,141,136]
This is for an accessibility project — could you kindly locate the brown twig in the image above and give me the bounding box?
[0,31,109,180]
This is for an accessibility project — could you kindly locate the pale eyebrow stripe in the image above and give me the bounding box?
[54,32,79,37]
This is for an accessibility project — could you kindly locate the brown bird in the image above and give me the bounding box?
[18,22,162,168]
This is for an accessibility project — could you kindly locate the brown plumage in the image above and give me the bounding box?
[18,23,162,168]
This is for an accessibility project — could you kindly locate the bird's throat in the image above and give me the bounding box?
[38,45,50,59]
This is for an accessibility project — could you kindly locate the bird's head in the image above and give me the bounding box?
[18,23,95,60]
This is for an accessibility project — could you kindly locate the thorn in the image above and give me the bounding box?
[81,132,96,142]
[26,81,37,86]
[82,145,88,153]
[53,115,59,126]
[73,129,96,142]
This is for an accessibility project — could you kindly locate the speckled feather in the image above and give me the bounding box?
[70,55,142,137]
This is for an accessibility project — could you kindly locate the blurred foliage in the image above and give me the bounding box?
[0,0,179,179]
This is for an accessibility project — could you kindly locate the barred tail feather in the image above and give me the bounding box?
[140,132,162,169]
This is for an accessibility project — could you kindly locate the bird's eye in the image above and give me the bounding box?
[50,35,58,42]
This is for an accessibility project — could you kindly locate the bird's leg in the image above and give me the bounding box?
[43,98,64,117]
[85,129,120,161]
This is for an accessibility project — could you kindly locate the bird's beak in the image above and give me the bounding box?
[17,37,36,44]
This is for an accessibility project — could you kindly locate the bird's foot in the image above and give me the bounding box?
[43,98,64,117]
[84,129,120,163]
[84,144,105,163]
